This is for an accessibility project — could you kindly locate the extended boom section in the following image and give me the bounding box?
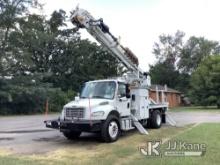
[71,7,141,77]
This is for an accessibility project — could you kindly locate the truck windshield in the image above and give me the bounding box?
[80,81,116,99]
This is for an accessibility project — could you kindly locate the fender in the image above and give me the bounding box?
[90,104,119,120]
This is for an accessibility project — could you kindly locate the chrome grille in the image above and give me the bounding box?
[65,107,84,118]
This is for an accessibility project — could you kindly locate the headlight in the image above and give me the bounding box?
[91,111,105,117]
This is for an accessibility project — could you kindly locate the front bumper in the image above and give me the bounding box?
[44,119,102,132]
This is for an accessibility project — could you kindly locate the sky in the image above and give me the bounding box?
[37,0,220,71]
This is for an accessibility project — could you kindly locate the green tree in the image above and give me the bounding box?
[49,39,122,91]
[49,9,67,33]
[149,61,190,93]
[190,55,220,108]
[0,4,125,115]
[0,0,40,76]
[152,32,220,96]
[10,10,121,91]
[8,14,48,75]
[153,30,185,65]
[178,36,220,73]
[0,75,75,115]
[149,61,180,88]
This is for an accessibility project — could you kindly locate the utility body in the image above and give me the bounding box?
[45,7,169,142]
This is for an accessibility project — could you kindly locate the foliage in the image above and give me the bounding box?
[151,30,190,93]
[48,89,76,113]
[152,31,220,100]
[49,39,121,91]
[178,36,220,73]
[149,61,179,88]
[153,30,185,65]
[0,2,121,115]
[0,0,40,76]
[190,55,220,108]
[0,77,76,115]
[149,61,190,93]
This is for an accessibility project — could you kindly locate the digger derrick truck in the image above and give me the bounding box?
[44,7,169,142]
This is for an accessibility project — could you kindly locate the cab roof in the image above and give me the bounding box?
[87,78,127,84]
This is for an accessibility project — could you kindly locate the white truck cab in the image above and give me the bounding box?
[61,79,130,121]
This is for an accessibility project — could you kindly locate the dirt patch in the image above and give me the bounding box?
[0,129,52,134]
[0,137,14,141]
[32,136,61,142]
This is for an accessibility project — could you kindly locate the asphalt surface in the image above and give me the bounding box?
[0,111,219,154]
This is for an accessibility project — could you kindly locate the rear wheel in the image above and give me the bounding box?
[101,115,120,142]
[63,131,81,140]
[149,110,162,128]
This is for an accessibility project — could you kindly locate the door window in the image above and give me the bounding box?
[118,83,126,98]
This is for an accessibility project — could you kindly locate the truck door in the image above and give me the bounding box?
[116,82,130,117]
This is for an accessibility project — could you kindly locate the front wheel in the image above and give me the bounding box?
[101,115,120,143]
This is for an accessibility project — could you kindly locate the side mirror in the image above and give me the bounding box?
[75,96,80,101]
[126,84,130,98]
[126,93,130,98]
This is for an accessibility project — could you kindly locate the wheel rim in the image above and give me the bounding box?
[156,114,161,126]
[108,121,119,139]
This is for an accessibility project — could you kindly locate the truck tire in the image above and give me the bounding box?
[141,119,148,128]
[101,115,120,143]
[63,131,81,140]
[149,110,162,128]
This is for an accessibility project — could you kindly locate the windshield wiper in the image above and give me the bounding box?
[92,95,104,99]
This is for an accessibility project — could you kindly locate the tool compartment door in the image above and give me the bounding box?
[131,88,149,120]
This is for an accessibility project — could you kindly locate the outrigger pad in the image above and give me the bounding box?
[166,113,177,126]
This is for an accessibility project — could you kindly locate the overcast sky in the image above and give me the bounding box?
[38,0,220,71]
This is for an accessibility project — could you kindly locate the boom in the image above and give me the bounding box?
[70,7,143,78]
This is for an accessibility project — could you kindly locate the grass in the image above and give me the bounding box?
[170,106,220,112]
[0,125,187,165]
[0,123,219,165]
[129,123,220,165]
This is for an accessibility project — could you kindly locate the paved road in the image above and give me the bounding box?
[0,114,101,154]
[0,111,219,154]
[167,111,220,126]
